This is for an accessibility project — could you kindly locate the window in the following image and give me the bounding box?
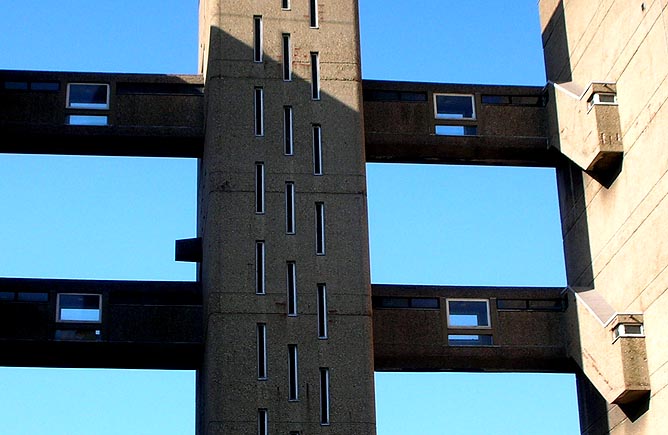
[315,202,325,255]
[54,329,101,341]
[448,334,493,346]
[288,344,298,400]
[588,93,618,111]
[434,94,475,120]
[435,125,477,136]
[446,299,490,328]
[285,182,295,234]
[56,294,102,323]
[317,284,328,339]
[17,292,48,302]
[282,34,292,81]
[4,81,28,90]
[66,83,109,109]
[30,82,60,92]
[312,125,323,175]
[287,261,297,316]
[67,115,108,126]
[310,52,320,100]
[283,106,293,155]
[258,409,268,435]
[282,0,290,10]
[613,323,644,341]
[0,292,14,301]
[319,368,330,425]
[309,0,318,28]
[257,323,267,379]
[373,297,440,309]
[254,16,263,62]
[254,87,264,136]
[256,163,265,214]
[256,241,266,294]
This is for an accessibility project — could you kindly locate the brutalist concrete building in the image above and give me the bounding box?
[0,0,666,434]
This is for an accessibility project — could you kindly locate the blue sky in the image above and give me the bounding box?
[0,1,579,434]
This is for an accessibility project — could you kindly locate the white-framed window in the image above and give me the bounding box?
[613,323,644,341]
[282,33,292,81]
[319,367,330,425]
[587,92,618,111]
[282,0,290,10]
[434,93,476,120]
[66,83,109,109]
[258,409,268,435]
[257,323,267,380]
[310,52,320,100]
[283,106,294,155]
[256,241,266,294]
[56,293,102,323]
[254,87,264,136]
[288,344,298,401]
[253,16,263,62]
[285,182,295,234]
[287,261,297,315]
[315,202,325,255]
[446,299,490,328]
[317,283,328,339]
[255,162,265,214]
[312,124,323,175]
[309,0,319,28]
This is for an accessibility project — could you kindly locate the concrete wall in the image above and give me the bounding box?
[197,1,375,434]
[541,0,668,433]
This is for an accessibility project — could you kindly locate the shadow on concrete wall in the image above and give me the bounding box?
[542,0,572,83]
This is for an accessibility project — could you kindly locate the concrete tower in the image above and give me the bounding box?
[196,1,375,433]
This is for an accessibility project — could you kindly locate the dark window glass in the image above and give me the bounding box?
[255,163,265,214]
[287,262,297,315]
[310,0,318,27]
[254,16,263,62]
[0,292,15,301]
[284,106,293,155]
[312,125,323,175]
[434,94,475,119]
[448,334,493,346]
[528,299,564,311]
[258,409,268,435]
[67,83,109,109]
[282,34,291,80]
[317,284,327,339]
[254,87,264,136]
[17,292,48,302]
[4,81,28,90]
[496,299,528,310]
[257,323,267,379]
[311,52,320,100]
[315,202,325,255]
[57,294,101,322]
[30,82,60,92]
[447,300,490,328]
[256,241,265,294]
[481,95,511,105]
[285,182,295,234]
[288,344,298,400]
[410,298,440,309]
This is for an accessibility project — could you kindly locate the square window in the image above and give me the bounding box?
[57,293,102,323]
[66,83,110,109]
[446,299,490,328]
[434,94,475,120]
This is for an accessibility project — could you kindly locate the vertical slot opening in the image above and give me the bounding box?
[315,202,325,255]
[283,106,293,155]
[310,52,320,100]
[317,283,328,339]
[258,409,268,435]
[257,323,267,380]
[282,34,291,81]
[287,261,297,316]
[312,125,322,175]
[285,182,295,234]
[256,241,265,294]
[255,162,265,214]
[309,0,318,28]
[288,344,298,401]
[254,87,264,136]
[253,16,263,62]
[319,368,330,425]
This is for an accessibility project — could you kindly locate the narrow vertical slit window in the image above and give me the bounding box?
[288,344,298,401]
[258,409,268,435]
[315,202,325,255]
[317,283,328,339]
[257,323,267,380]
[255,162,265,214]
[287,261,297,316]
[253,16,263,62]
[282,34,292,81]
[312,124,322,175]
[256,241,265,295]
[319,368,330,425]
[282,0,290,10]
[254,87,264,136]
[310,52,320,100]
[309,0,319,28]
[285,182,295,234]
[283,106,293,155]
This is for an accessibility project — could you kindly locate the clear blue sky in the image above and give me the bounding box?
[0,1,579,434]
